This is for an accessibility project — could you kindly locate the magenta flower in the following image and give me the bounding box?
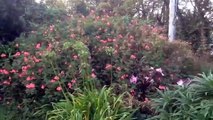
[26,83,35,89]
[56,86,62,91]
[177,79,184,86]
[158,85,167,90]
[156,68,164,76]
[130,54,136,59]
[130,75,138,84]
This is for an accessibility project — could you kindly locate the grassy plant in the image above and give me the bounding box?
[150,72,213,120]
[46,86,133,120]
[0,105,7,120]
[190,71,213,98]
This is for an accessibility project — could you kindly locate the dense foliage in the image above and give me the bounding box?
[0,0,213,120]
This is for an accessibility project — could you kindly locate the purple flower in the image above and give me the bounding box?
[130,75,138,84]
[156,68,164,76]
[177,78,192,87]
[177,79,184,86]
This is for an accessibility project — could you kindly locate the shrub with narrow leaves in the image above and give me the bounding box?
[46,86,133,120]
[150,72,213,120]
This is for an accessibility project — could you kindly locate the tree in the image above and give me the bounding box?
[0,0,42,43]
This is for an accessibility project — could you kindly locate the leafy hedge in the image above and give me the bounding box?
[0,11,212,119]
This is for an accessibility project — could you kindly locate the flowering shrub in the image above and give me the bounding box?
[1,10,211,119]
[0,25,92,117]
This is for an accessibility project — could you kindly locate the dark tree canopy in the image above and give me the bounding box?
[0,0,27,43]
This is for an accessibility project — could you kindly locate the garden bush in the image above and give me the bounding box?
[1,10,213,119]
[0,24,92,118]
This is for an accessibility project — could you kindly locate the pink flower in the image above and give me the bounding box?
[121,74,128,80]
[177,80,184,86]
[101,18,106,22]
[50,79,56,83]
[158,85,167,90]
[3,80,10,85]
[107,22,111,26]
[1,54,6,58]
[26,76,32,81]
[24,57,28,63]
[91,73,96,78]
[130,90,135,96]
[68,83,72,89]
[41,85,45,89]
[26,76,35,81]
[26,83,35,89]
[144,44,151,50]
[118,34,123,39]
[116,67,121,71]
[49,25,55,32]
[129,35,134,39]
[35,43,41,49]
[121,75,126,80]
[107,38,112,42]
[54,76,60,81]
[33,56,41,63]
[47,43,52,51]
[31,31,36,34]
[56,86,62,91]
[15,43,19,47]
[17,104,21,109]
[73,55,78,60]
[130,75,138,84]
[95,36,100,39]
[105,64,112,70]
[100,40,107,44]
[13,52,21,57]
[38,68,43,73]
[90,10,95,14]
[59,71,65,76]
[96,16,100,20]
[130,54,136,59]
[144,76,149,80]
[70,34,76,38]
[144,98,150,103]
[23,52,30,56]
[18,71,27,77]
[22,65,31,72]
[71,79,76,84]
[112,38,116,42]
[156,68,164,76]
[0,69,9,75]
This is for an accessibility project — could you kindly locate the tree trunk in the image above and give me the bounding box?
[168,0,177,42]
